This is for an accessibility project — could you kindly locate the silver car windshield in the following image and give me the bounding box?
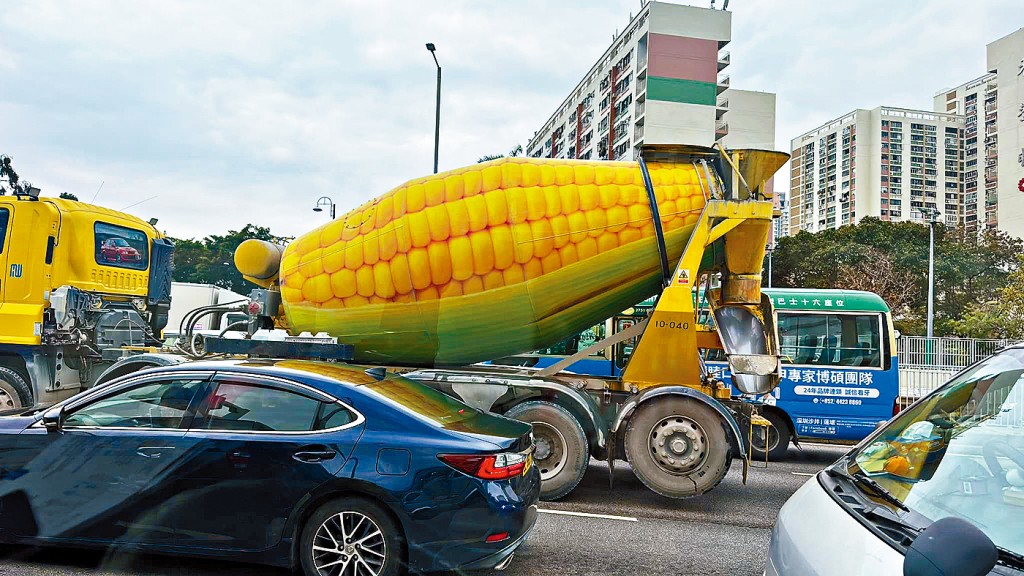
[851,347,1024,556]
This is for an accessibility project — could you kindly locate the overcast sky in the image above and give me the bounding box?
[2,1,1021,239]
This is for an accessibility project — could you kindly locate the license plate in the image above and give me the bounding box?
[522,454,533,476]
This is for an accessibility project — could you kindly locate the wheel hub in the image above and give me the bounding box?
[312,510,386,576]
[752,422,778,452]
[535,437,552,460]
[0,389,13,410]
[649,416,708,475]
[531,421,568,482]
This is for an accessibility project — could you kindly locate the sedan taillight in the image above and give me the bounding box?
[439,452,528,480]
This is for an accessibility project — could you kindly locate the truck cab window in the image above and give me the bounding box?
[0,208,8,252]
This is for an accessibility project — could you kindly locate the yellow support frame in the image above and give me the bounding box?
[621,199,776,392]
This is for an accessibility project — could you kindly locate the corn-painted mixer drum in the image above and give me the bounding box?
[263,157,712,366]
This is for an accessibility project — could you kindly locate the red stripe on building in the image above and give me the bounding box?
[647,33,718,84]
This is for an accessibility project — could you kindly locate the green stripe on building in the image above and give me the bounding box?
[646,76,717,106]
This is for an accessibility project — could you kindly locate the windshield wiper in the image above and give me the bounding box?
[826,465,910,512]
[850,471,910,512]
[998,546,1024,570]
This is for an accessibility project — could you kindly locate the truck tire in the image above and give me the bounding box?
[749,410,791,461]
[0,366,32,409]
[624,397,731,498]
[505,401,589,501]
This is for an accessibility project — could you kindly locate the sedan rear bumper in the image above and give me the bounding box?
[459,504,537,571]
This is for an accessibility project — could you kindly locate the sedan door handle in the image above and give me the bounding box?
[292,446,337,463]
[137,446,175,459]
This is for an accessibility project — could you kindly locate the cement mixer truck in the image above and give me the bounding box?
[104,144,789,500]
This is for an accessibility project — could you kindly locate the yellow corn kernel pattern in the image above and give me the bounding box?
[280,158,707,308]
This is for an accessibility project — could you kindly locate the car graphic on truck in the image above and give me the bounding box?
[100,237,143,263]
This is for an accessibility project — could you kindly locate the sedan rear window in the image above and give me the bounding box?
[363,377,475,428]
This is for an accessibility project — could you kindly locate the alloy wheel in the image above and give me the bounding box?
[312,510,387,576]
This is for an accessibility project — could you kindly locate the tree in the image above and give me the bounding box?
[768,217,1022,336]
[477,144,524,163]
[951,254,1024,339]
[0,154,35,196]
[59,192,79,201]
[836,248,917,318]
[170,224,278,293]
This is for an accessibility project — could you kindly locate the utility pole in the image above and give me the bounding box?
[917,207,940,338]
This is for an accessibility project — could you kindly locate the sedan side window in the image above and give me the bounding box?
[316,402,358,430]
[64,379,205,429]
[201,382,321,432]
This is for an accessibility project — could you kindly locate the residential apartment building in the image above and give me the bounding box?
[788,107,964,235]
[988,28,1024,237]
[525,1,775,165]
[934,27,1024,237]
[772,191,789,244]
[934,74,998,232]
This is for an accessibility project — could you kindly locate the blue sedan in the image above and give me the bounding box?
[0,359,540,575]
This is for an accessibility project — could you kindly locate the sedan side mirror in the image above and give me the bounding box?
[41,406,64,432]
[903,517,997,576]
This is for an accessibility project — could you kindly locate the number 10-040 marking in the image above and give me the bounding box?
[655,320,689,330]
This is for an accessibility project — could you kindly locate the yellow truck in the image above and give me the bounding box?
[0,190,173,408]
[41,143,786,500]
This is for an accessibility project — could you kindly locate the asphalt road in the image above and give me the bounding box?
[0,443,847,576]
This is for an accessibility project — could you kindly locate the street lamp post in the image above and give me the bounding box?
[313,196,336,219]
[426,43,441,174]
[917,207,940,338]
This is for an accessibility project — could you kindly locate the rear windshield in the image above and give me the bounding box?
[362,377,476,428]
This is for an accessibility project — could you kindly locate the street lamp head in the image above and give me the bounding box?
[425,43,436,52]
[313,196,334,215]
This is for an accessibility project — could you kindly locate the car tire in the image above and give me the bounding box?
[624,397,731,499]
[505,400,589,501]
[299,497,402,576]
[749,410,791,461]
[0,366,32,409]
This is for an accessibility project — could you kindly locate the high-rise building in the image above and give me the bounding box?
[936,27,1024,237]
[772,191,789,243]
[525,2,774,164]
[988,28,1024,236]
[788,107,964,235]
[934,74,998,233]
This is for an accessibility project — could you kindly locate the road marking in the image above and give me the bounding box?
[791,472,816,476]
[538,509,638,522]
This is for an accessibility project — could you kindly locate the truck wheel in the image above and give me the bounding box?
[0,366,32,409]
[624,397,731,498]
[749,410,791,461]
[505,401,589,501]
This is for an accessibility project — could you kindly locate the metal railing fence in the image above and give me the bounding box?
[896,336,1020,407]
[897,336,1017,370]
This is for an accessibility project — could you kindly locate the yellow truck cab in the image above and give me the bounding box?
[0,191,172,408]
